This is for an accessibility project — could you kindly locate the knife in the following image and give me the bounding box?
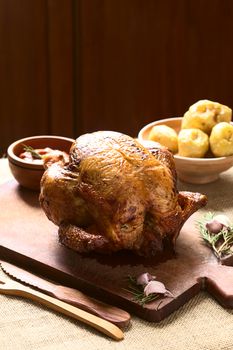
[0,261,130,328]
[0,274,124,341]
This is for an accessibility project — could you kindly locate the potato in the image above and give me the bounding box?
[178,128,209,158]
[148,125,178,153]
[209,122,233,157]
[181,100,232,135]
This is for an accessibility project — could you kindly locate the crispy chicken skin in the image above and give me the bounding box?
[40,131,207,257]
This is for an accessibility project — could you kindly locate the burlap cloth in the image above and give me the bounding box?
[1,158,233,350]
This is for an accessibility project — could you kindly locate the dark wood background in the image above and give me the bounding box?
[1,0,233,156]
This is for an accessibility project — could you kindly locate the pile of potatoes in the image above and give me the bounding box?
[148,99,233,158]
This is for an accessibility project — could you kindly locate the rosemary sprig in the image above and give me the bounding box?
[124,275,160,306]
[197,212,233,259]
[22,144,42,160]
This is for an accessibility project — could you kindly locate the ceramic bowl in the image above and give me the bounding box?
[7,135,74,191]
[138,117,233,184]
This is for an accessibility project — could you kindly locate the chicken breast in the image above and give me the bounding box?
[40,131,207,257]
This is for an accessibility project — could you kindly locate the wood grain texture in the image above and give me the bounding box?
[1,180,233,322]
[0,0,74,155]
[46,0,74,137]
[0,0,49,154]
[0,277,124,340]
[1,261,131,328]
[77,0,233,137]
[1,0,233,153]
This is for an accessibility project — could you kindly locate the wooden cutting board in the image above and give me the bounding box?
[1,180,233,322]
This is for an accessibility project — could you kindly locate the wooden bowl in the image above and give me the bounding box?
[7,135,74,191]
[138,117,233,184]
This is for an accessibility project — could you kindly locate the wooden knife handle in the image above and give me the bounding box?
[50,284,130,328]
[0,280,124,341]
[0,260,131,328]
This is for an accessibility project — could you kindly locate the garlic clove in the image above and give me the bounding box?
[206,219,224,234]
[144,280,174,298]
[136,272,156,286]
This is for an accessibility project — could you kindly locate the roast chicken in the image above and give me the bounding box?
[40,131,207,257]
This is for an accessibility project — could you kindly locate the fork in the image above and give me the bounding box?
[0,277,124,341]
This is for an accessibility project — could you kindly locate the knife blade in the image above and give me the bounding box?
[0,261,130,328]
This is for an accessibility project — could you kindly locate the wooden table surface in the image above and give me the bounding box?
[1,157,233,350]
